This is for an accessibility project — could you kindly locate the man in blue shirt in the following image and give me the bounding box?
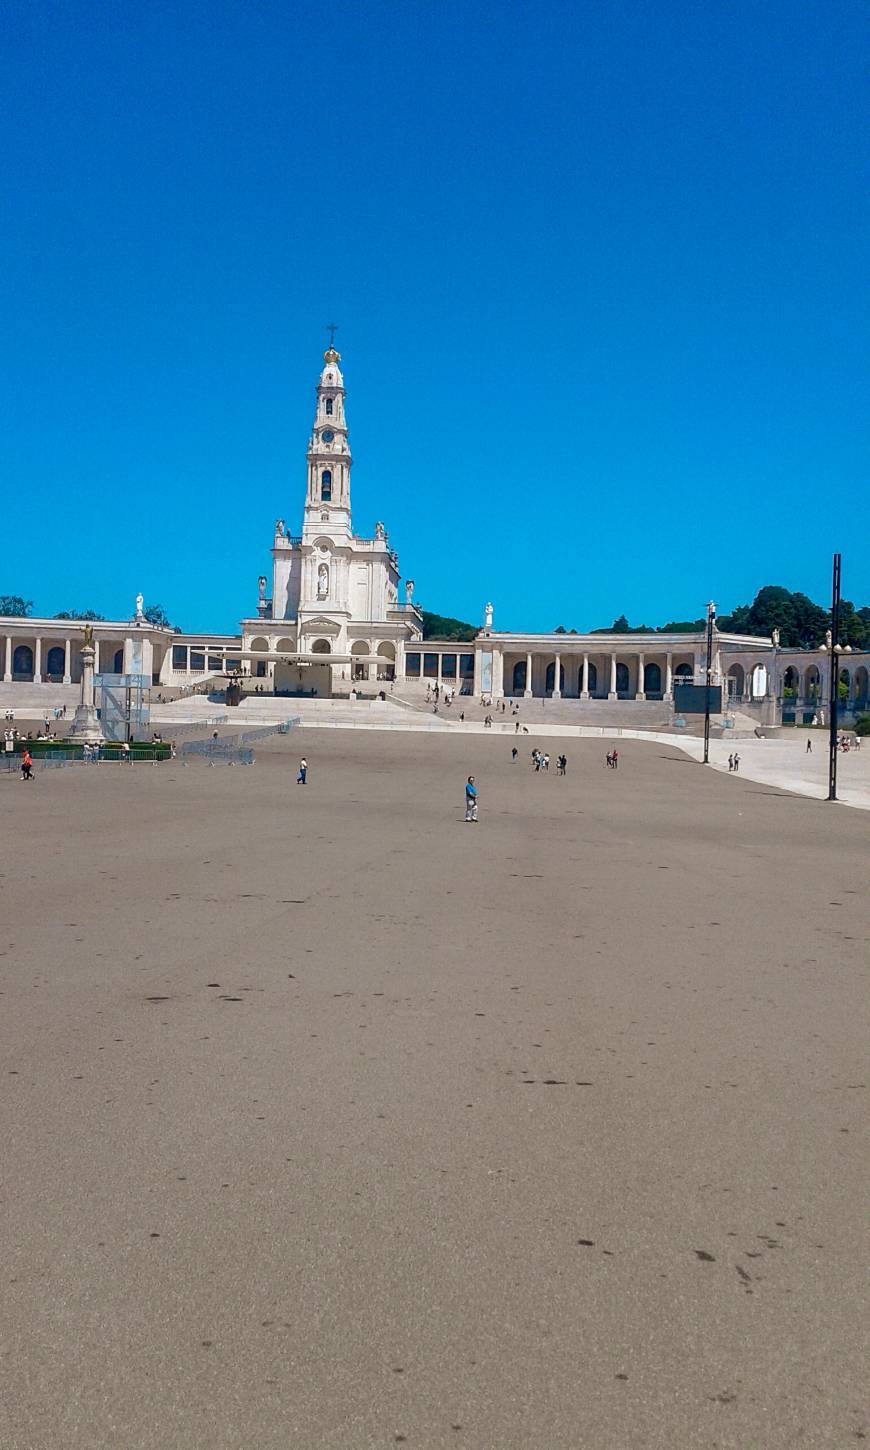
[465,775,478,822]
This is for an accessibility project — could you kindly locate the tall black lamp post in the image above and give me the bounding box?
[828,553,841,802]
[703,600,716,765]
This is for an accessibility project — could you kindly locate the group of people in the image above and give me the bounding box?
[727,752,741,772]
[605,750,619,769]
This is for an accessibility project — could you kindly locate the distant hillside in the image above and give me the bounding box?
[420,610,479,642]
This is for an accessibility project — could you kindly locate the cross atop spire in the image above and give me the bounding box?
[326,322,338,347]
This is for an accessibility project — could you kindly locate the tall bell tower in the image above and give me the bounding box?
[303,344,352,539]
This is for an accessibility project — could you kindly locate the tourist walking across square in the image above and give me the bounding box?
[464,775,478,822]
[297,757,308,784]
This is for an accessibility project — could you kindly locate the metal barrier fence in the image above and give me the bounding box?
[2,747,168,772]
[179,740,254,764]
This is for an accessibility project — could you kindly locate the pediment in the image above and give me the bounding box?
[303,615,341,634]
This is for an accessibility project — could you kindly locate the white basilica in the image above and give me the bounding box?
[238,343,422,696]
[1,344,867,727]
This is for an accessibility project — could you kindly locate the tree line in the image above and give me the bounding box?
[0,596,180,631]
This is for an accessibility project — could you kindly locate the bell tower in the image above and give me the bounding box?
[303,344,352,539]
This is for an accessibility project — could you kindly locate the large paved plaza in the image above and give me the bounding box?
[1,731,867,1449]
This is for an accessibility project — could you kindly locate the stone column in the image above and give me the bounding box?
[493,647,505,698]
[93,638,100,674]
[436,652,443,685]
[3,635,11,683]
[608,653,617,700]
[552,652,561,699]
[636,651,646,700]
[33,636,42,684]
[580,653,589,700]
[665,653,673,700]
[524,651,533,698]
[69,644,103,742]
[63,637,72,684]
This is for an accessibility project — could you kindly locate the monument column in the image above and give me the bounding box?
[3,635,11,683]
[69,632,103,743]
[580,653,589,700]
[608,653,617,700]
[524,651,533,698]
[665,652,673,700]
[33,636,42,684]
[637,651,646,700]
[552,652,561,699]
[63,637,71,684]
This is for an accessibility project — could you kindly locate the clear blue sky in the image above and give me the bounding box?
[1,0,866,633]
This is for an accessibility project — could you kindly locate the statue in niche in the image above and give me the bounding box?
[405,579,415,604]
[375,520,385,540]
[317,563,329,598]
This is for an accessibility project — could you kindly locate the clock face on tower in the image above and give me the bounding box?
[321,430,335,443]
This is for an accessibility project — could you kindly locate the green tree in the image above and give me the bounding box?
[54,609,105,621]
[143,603,181,632]
[420,609,478,642]
[0,595,32,616]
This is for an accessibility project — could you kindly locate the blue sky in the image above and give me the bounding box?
[1,0,866,633]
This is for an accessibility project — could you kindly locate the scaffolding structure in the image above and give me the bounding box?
[95,674,151,742]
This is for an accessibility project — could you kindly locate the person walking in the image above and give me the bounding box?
[511,746,518,761]
[464,775,478,822]
[733,751,740,773]
[806,737,813,753]
[297,757,308,784]
[728,753,734,771]
[20,749,34,782]
[542,752,550,771]
[611,749,619,769]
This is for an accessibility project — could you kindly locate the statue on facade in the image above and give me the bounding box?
[825,629,832,650]
[318,563,329,598]
[375,520,385,540]
[275,518,285,537]
[135,592,144,620]
[405,579,415,604]
[484,601,494,630]
[771,628,780,647]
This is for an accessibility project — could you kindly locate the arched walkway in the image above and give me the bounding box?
[350,640,370,682]
[376,642,395,681]
[643,662,662,697]
[249,636,269,679]
[512,660,527,695]
[12,644,33,680]
[45,646,65,680]
[615,661,630,696]
[726,664,745,702]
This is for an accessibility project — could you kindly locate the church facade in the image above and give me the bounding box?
[1,344,867,723]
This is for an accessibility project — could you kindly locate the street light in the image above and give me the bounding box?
[828,553,841,802]
[703,600,716,765]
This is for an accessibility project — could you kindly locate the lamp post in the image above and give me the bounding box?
[703,600,716,765]
[828,553,841,802]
